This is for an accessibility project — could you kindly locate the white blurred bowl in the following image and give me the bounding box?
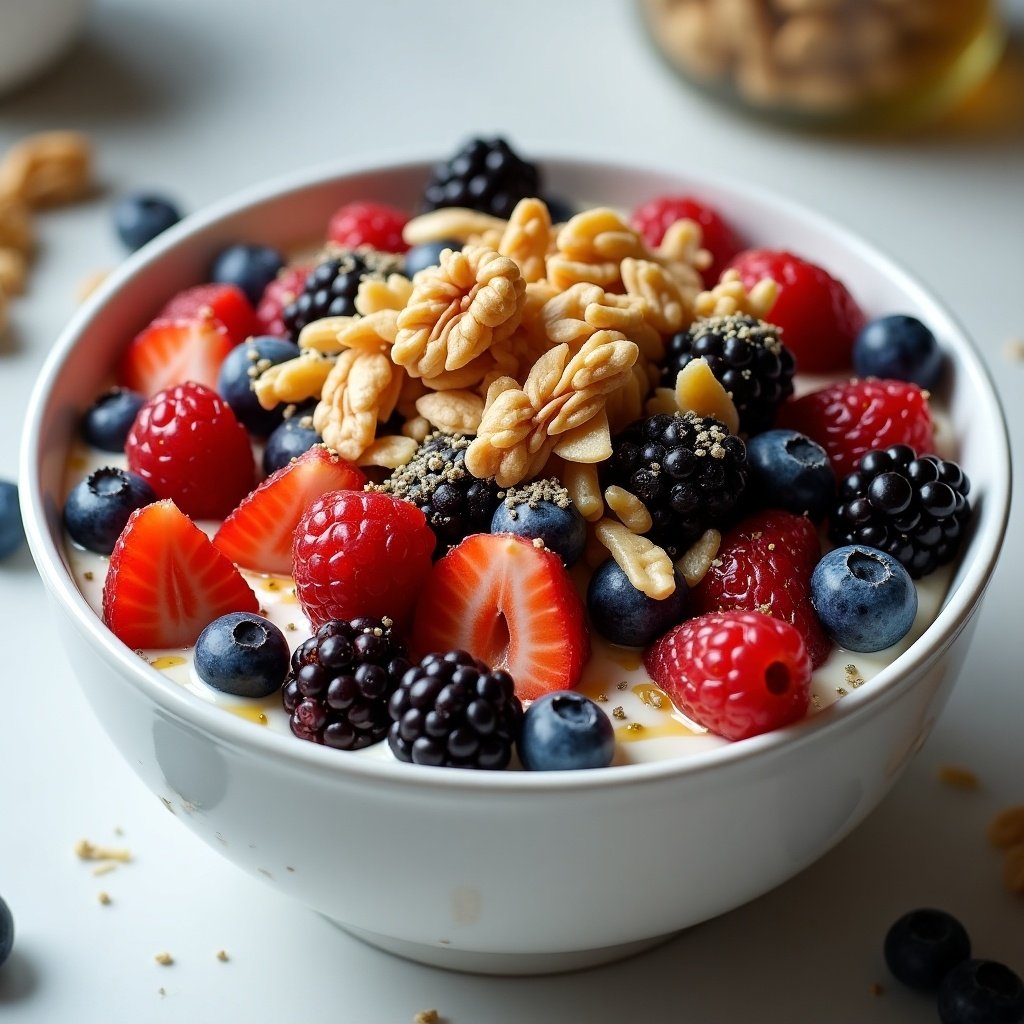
[0,0,90,95]
[20,154,1011,975]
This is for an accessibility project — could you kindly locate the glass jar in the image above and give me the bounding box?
[638,0,1004,129]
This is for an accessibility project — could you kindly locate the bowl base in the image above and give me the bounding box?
[335,921,675,975]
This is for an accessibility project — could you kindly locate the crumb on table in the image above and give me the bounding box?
[937,764,980,790]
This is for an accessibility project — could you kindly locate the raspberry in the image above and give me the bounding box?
[829,444,972,578]
[254,264,310,338]
[630,195,742,286]
[368,431,501,555]
[728,249,866,374]
[125,381,255,520]
[282,617,411,750]
[689,509,832,667]
[601,411,748,560]
[644,610,813,741]
[327,201,410,254]
[292,490,435,631]
[387,649,523,769]
[778,377,935,477]
[660,314,796,434]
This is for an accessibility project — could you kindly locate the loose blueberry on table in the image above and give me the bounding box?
[64,136,976,770]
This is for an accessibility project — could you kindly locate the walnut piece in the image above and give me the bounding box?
[393,245,527,379]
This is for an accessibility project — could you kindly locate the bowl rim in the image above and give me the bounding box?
[20,148,1013,794]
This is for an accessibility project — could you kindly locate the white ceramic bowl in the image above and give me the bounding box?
[20,154,1011,975]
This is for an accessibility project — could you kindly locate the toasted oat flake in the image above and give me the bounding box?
[844,663,865,688]
[612,706,626,720]
[413,1011,440,1024]
[97,891,111,905]
[216,949,230,962]
[154,952,174,966]
[91,862,118,877]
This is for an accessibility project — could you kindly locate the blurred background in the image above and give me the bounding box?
[1,1,1021,1022]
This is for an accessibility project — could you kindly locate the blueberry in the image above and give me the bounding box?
[586,559,688,647]
[63,467,156,555]
[937,959,1024,1024]
[262,407,322,475]
[745,428,835,522]
[0,480,25,560]
[210,243,285,305]
[853,314,945,390]
[194,612,290,698]
[217,336,301,436]
[0,894,12,968]
[519,691,615,771]
[80,387,145,452]
[113,193,181,251]
[404,239,460,277]
[810,545,918,652]
[491,497,586,566]
[884,908,971,990]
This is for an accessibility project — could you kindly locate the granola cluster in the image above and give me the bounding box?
[250,196,773,589]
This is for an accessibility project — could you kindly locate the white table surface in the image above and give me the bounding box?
[1,1,1022,1021]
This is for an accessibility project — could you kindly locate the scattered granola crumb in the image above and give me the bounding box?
[414,1011,440,1024]
[92,862,117,877]
[158,987,166,998]
[154,952,174,966]
[594,693,607,702]
[626,722,643,732]
[937,764,980,790]
[988,804,1024,849]
[612,706,626,720]
[844,663,864,688]
[75,838,132,863]
[616,680,627,690]
[870,981,884,996]
[83,570,94,582]
[216,949,229,962]
[76,268,110,303]
[1004,338,1024,362]
[835,686,848,698]
[97,891,111,905]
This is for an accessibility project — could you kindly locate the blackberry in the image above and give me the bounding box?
[661,314,796,435]
[601,411,748,560]
[368,432,501,555]
[421,137,541,219]
[387,650,523,769]
[829,444,972,579]
[282,617,410,750]
[281,249,403,340]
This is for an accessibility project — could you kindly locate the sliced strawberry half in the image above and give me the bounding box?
[156,283,259,344]
[213,445,367,574]
[117,318,237,397]
[102,499,258,650]
[412,532,590,703]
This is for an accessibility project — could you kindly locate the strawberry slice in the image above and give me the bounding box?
[117,318,237,397]
[412,533,590,702]
[156,283,259,344]
[213,445,367,574]
[102,499,258,650]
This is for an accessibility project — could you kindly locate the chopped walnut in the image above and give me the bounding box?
[393,245,527,378]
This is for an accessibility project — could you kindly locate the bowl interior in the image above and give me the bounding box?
[20,154,1013,787]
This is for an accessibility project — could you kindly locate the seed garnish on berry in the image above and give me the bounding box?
[601,411,748,560]
[662,314,795,435]
[369,431,501,555]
